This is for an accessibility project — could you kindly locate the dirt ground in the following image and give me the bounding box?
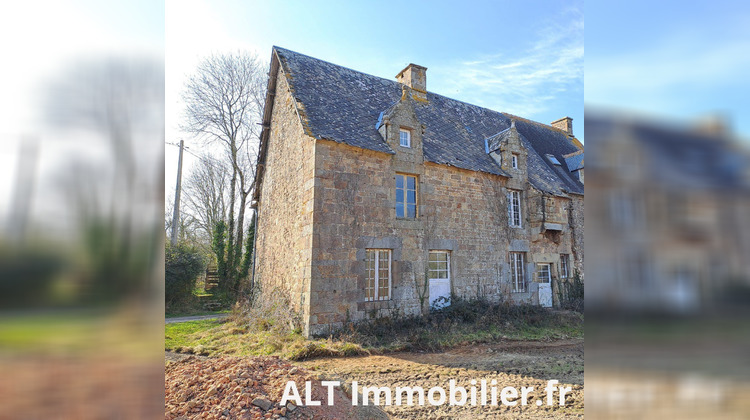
[296,338,583,419]
[166,338,583,419]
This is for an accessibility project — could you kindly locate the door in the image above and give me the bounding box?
[428,251,451,308]
[537,263,553,308]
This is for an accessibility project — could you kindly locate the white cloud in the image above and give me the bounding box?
[433,8,583,118]
[585,32,750,111]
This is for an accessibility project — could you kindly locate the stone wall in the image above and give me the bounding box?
[306,138,584,335]
[254,69,316,332]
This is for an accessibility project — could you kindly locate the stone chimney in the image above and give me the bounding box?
[396,63,428,102]
[693,114,729,137]
[551,116,573,136]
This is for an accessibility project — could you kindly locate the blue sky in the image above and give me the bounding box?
[586,1,750,140]
[166,0,583,140]
[166,0,584,191]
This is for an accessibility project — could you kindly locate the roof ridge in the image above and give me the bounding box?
[274,47,531,127]
[563,150,583,158]
[274,46,403,87]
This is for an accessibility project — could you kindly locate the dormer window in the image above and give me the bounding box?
[399,129,411,148]
[512,154,518,169]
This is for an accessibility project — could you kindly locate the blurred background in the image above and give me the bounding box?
[0,1,164,418]
[586,1,750,418]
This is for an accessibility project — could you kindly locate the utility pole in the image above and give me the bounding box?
[170,139,184,245]
[8,136,39,243]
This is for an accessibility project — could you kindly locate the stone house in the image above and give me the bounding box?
[251,47,584,337]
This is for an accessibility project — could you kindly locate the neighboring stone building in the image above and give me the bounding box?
[252,47,584,336]
[586,112,750,313]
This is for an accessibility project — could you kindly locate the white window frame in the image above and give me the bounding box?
[399,129,411,148]
[511,154,518,169]
[365,249,391,301]
[510,252,526,293]
[508,190,522,228]
[428,250,451,281]
[395,173,418,218]
[560,254,570,279]
[537,263,551,284]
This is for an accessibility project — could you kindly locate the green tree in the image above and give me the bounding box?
[239,215,256,282]
[211,220,227,282]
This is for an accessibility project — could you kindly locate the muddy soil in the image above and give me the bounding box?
[297,338,584,419]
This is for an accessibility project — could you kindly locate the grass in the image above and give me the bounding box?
[0,309,163,359]
[165,296,583,361]
[165,318,366,360]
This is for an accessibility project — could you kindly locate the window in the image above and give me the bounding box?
[508,190,522,227]
[510,252,526,293]
[399,129,411,148]
[560,254,570,279]
[537,263,551,283]
[428,251,450,280]
[365,249,391,301]
[396,174,417,218]
[511,154,518,169]
[428,251,451,307]
[546,154,561,165]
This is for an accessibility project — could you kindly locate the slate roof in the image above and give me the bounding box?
[585,113,750,192]
[564,152,584,171]
[273,46,584,196]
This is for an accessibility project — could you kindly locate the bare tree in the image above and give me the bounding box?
[43,55,165,303]
[165,194,201,246]
[181,52,267,294]
[182,153,230,244]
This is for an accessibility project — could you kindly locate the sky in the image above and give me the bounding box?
[165,0,585,196]
[8,1,749,233]
[585,1,750,140]
[0,0,164,234]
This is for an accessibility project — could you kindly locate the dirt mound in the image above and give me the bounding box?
[165,355,385,419]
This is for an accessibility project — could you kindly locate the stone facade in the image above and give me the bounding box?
[254,72,316,329]
[253,48,584,337]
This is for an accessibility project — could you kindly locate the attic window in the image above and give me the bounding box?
[546,154,561,165]
[399,129,411,148]
[512,154,519,169]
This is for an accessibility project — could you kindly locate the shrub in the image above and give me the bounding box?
[165,242,205,305]
[230,287,302,336]
[555,271,584,312]
[0,248,63,309]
